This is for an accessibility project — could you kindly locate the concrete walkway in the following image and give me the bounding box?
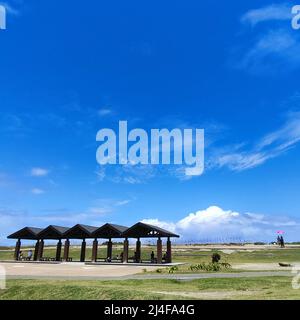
[0,262,292,281]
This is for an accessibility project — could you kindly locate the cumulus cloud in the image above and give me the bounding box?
[142,206,300,243]
[241,3,291,26]
[30,167,49,177]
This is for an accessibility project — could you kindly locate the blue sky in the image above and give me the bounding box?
[1,0,300,244]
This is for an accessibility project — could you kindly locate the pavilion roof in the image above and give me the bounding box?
[38,225,70,239]
[62,224,98,239]
[7,227,43,240]
[122,222,179,238]
[7,222,179,240]
[92,223,128,239]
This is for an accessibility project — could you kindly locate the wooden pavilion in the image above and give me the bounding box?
[7,222,179,264]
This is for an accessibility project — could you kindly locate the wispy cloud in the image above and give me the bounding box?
[234,3,300,75]
[0,196,133,244]
[31,188,45,195]
[237,29,300,74]
[0,1,20,16]
[98,108,113,116]
[211,111,300,171]
[30,167,49,177]
[241,3,291,26]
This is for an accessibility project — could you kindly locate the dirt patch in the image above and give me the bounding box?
[232,263,298,271]
[221,250,236,255]
[153,290,258,299]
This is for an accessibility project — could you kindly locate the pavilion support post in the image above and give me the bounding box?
[136,238,141,263]
[80,239,86,262]
[37,239,44,261]
[55,239,62,261]
[33,240,39,261]
[107,239,113,260]
[166,237,172,263]
[157,238,162,264]
[123,238,129,263]
[14,239,21,260]
[63,239,70,261]
[92,238,98,262]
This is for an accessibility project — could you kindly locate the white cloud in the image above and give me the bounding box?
[87,207,111,216]
[241,3,291,26]
[143,206,300,243]
[1,205,300,245]
[141,218,177,233]
[237,29,300,74]
[211,111,300,171]
[115,199,131,206]
[30,167,49,177]
[31,188,45,195]
[98,108,112,116]
[0,2,20,16]
[235,4,300,74]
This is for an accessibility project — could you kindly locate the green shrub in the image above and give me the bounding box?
[189,262,231,272]
[167,266,179,273]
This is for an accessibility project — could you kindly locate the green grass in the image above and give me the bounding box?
[1,246,300,264]
[0,277,298,300]
[1,245,300,300]
[171,248,300,264]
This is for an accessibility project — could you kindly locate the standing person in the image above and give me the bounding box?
[280,236,285,248]
[150,251,155,263]
[277,235,281,246]
[18,251,23,261]
[27,249,33,261]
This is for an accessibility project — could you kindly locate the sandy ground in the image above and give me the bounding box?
[0,261,293,281]
[172,244,300,250]
[0,262,160,278]
[232,262,299,271]
[153,290,259,299]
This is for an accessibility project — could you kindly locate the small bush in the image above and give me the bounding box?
[167,266,179,273]
[189,262,231,272]
[212,252,221,263]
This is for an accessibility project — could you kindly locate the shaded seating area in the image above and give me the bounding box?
[7,222,179,264]
[122,222,179,263]
[7,227,43,261]
[63,224,98,262]
[37,225,70,261]
[91,223,128,263]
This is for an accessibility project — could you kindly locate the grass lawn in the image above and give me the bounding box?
[0,277,298,300]
[1,246,300,264]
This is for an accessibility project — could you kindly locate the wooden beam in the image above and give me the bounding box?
[123,238,129,263]
[80,239,86,262]
[92,239,98,262]
[63,239,70,261]
[157,238,162,264]
[14,239,21,261]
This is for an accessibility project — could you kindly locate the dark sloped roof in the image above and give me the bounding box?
[63,224,98,239]
[122,222,179,238]
[92,223,128,239]
[38,225,70,239]
[7,227,43,240]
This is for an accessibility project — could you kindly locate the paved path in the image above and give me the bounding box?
[0,262,292,281]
